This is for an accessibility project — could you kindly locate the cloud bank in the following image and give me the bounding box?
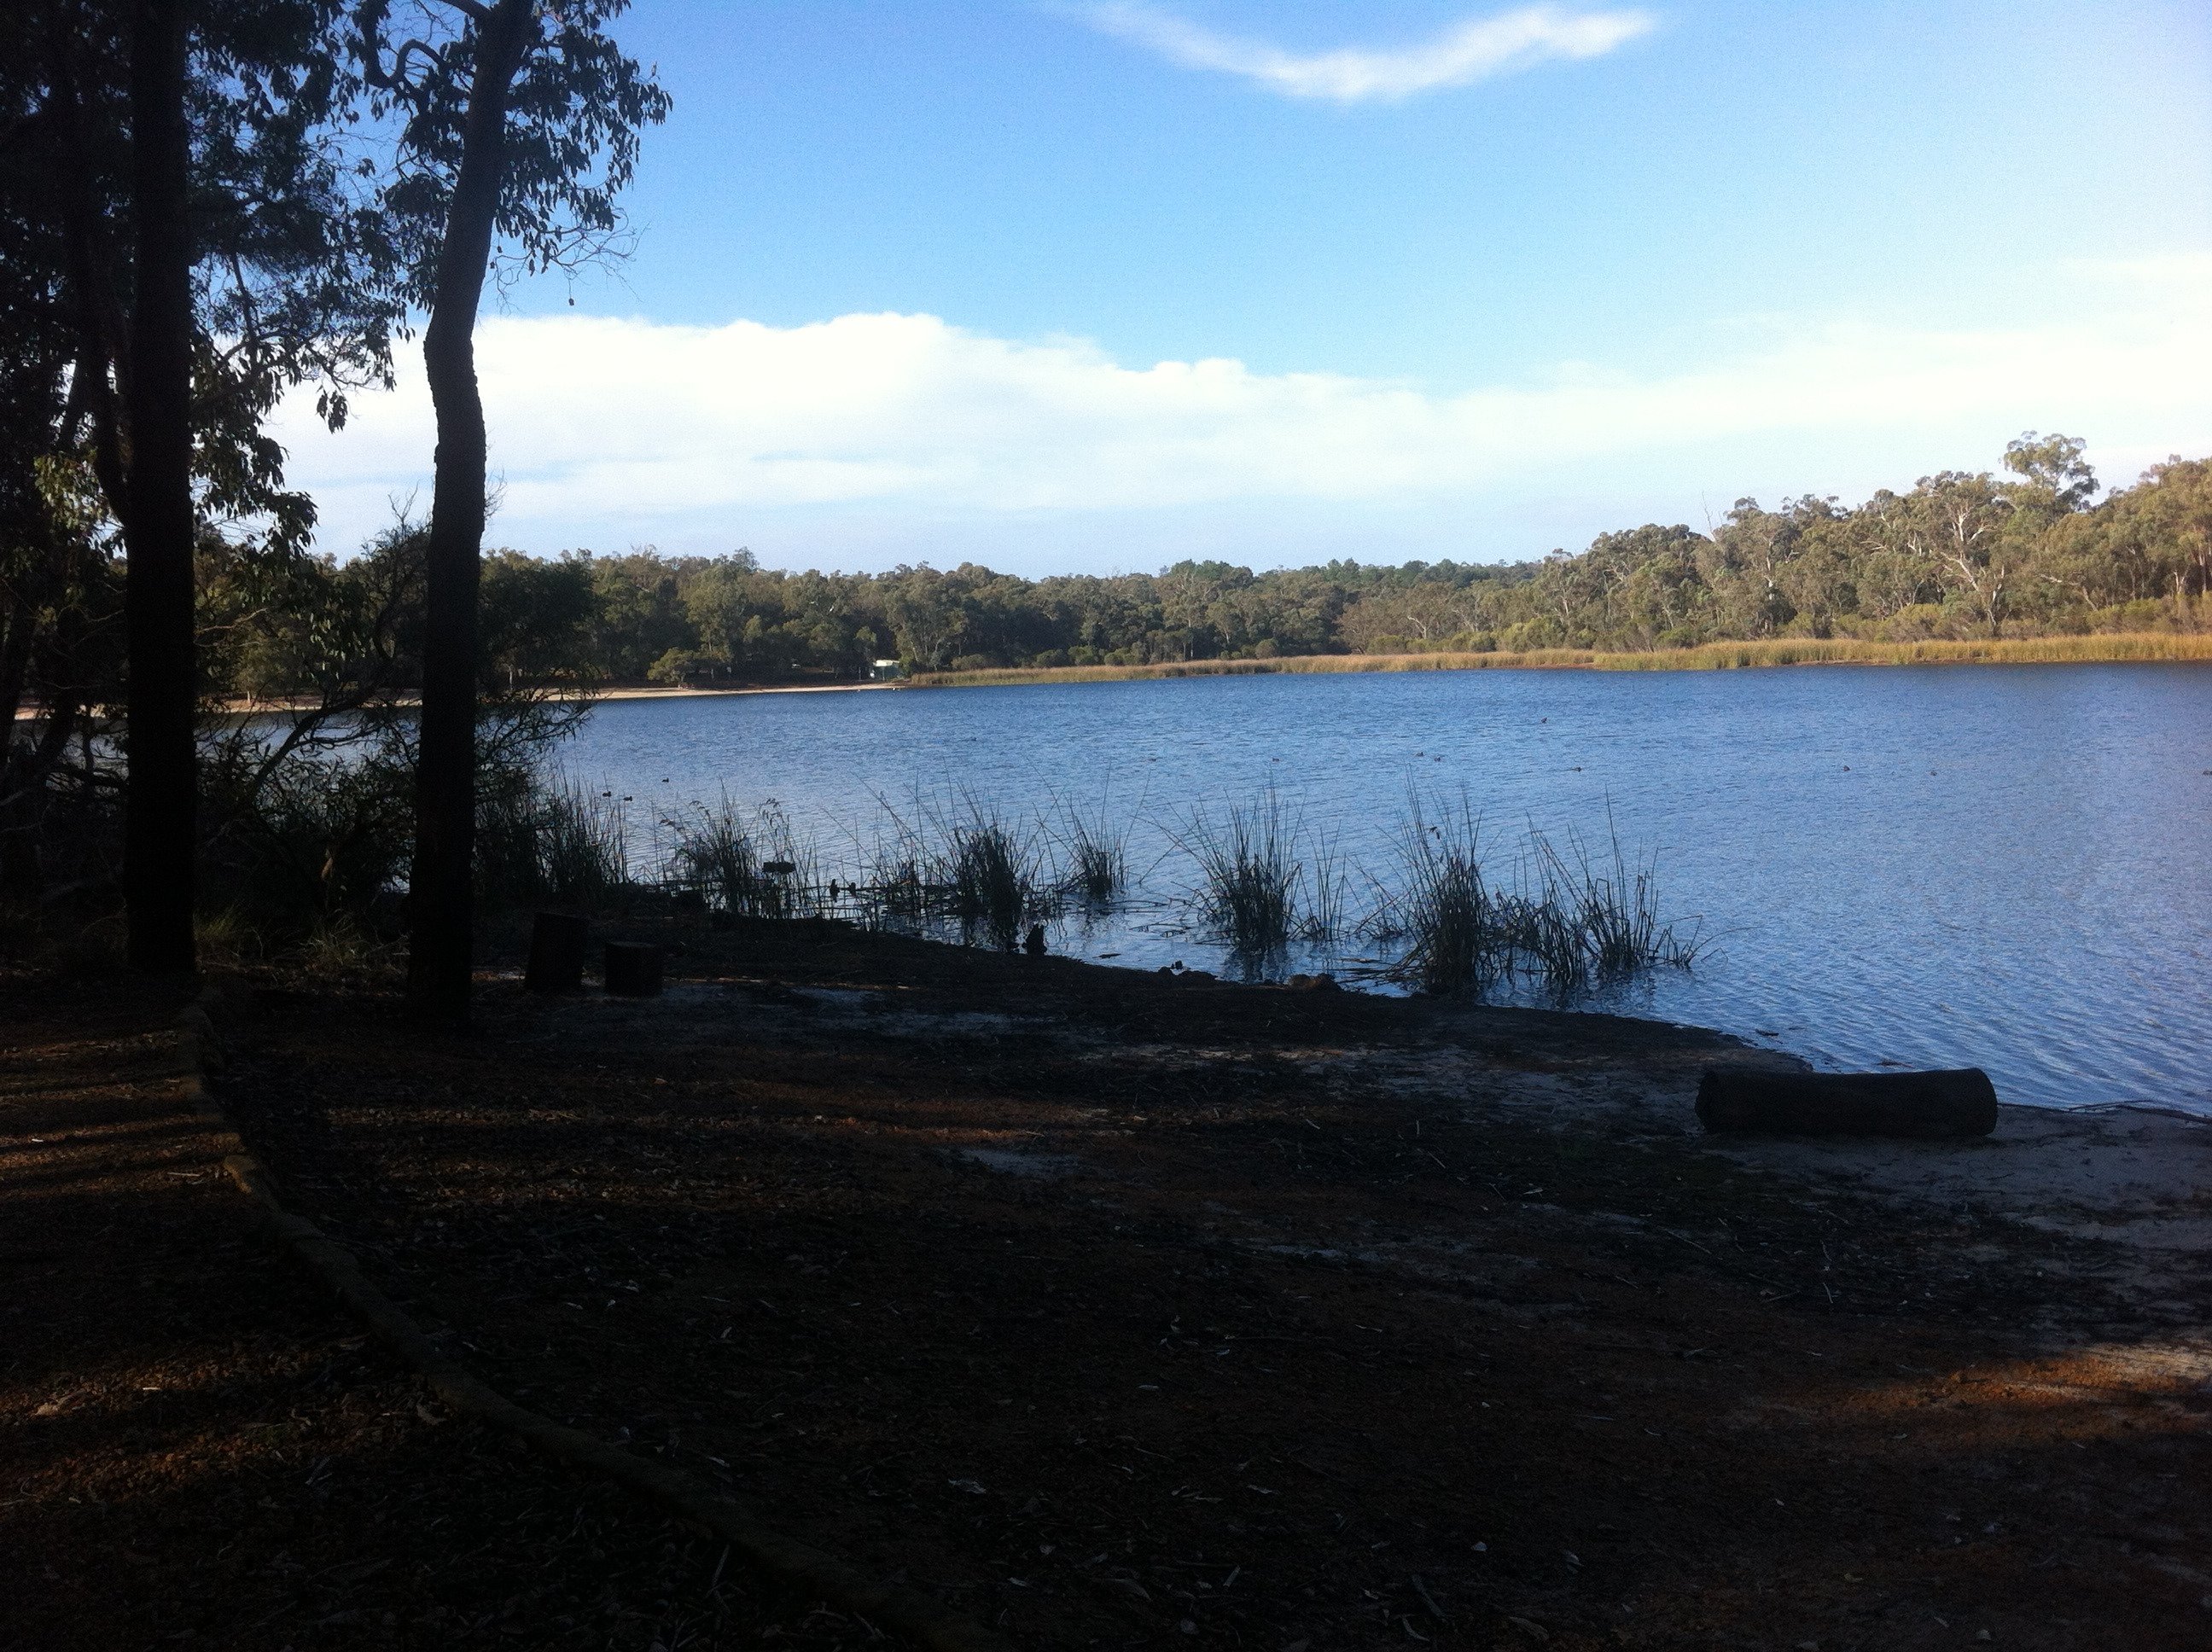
[273,261,2212,567]
[1074,3,1656,102]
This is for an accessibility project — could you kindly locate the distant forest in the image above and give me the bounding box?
[215,434,2210,695]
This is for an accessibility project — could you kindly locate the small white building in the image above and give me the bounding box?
[869,658,908,682]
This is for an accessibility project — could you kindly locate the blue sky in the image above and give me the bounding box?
[284,1,2212,573]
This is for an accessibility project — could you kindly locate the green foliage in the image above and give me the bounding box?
[435,441,2206,689]
[3,0,411,549]
[1,0,418,904]
[350,0,668,310]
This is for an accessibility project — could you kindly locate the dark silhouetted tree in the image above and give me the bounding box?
[3,0,405,967]
[352,0,665,1023]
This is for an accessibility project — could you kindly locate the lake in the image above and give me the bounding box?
[561,665,2212,1116]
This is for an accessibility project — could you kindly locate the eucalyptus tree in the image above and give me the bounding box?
[1,0,405,968]
[1699,500,1804,638]
[2102,457,2212,606]
[350,0,665,1024]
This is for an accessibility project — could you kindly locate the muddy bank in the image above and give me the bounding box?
[218,919,2212,1649]
[9,922,2209,1649]
[0,974,875,1652]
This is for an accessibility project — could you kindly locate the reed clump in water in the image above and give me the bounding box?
[1537,827,1697,981]
[542,784,632,907]
[1382,800,1699,998]
[848,794,1046,947]
[1294,829,1353,945]
[1056,805,1129,909]
[668,796,816,917]
[854,803,931,922]
[946,816,1041,949]
[1387,800,1504,993]
[628,773,1702,992]
[1183,788,1301,957]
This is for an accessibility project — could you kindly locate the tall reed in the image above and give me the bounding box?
[1534,824,1701,980]
[668,796,817,917]
[947,817,1037,948]
[1383,800,1698,997]
[521,776,629,907]
[1391,800,1503,992]
[1295,828,1353,944]
[855,791,1045,945]
[853,798,931,921]
[1055,802,1130,908]
[1182,786,1301,957]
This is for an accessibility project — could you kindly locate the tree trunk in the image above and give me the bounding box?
[405,0,535,1024]
[123,0,196,975]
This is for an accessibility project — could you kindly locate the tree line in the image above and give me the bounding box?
[246,436,2197,692]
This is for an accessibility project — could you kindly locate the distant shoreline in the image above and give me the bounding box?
[16,631,2206,724]
[908,631,2212,690]
[591,681,895,702]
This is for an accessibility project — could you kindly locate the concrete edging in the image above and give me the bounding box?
[173,993,1013,1652]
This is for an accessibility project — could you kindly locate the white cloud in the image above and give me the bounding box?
[1073,3,1656,102]
[275,265,2212,567]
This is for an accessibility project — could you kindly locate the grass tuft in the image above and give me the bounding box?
[1382,800,1698,998]
[946,817,1039,949]
[1389,800,1502,993]
[1054,802,1130,909]
[537,780,631,907]
[476,771,628,910]
[668,795,816,918]
[1182,786,1301,957]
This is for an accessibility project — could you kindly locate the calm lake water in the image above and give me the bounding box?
[562,666,2212,1116]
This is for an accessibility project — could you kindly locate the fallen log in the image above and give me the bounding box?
[1696,1067,1998,1139]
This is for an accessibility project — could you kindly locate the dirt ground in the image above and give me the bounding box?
[0,973,876,1651]
[7,917,2210,1649]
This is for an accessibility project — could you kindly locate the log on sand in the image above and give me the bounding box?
[1697,1067,1999,1139]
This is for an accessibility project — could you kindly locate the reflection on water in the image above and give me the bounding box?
[563,666,2212,1115]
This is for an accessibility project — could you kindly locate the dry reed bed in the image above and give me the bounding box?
[910,629,2212,689]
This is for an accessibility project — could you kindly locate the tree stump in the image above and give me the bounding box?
[602,940,663,998]
[1696,1067,1999,1139]
[524,911,587,994]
